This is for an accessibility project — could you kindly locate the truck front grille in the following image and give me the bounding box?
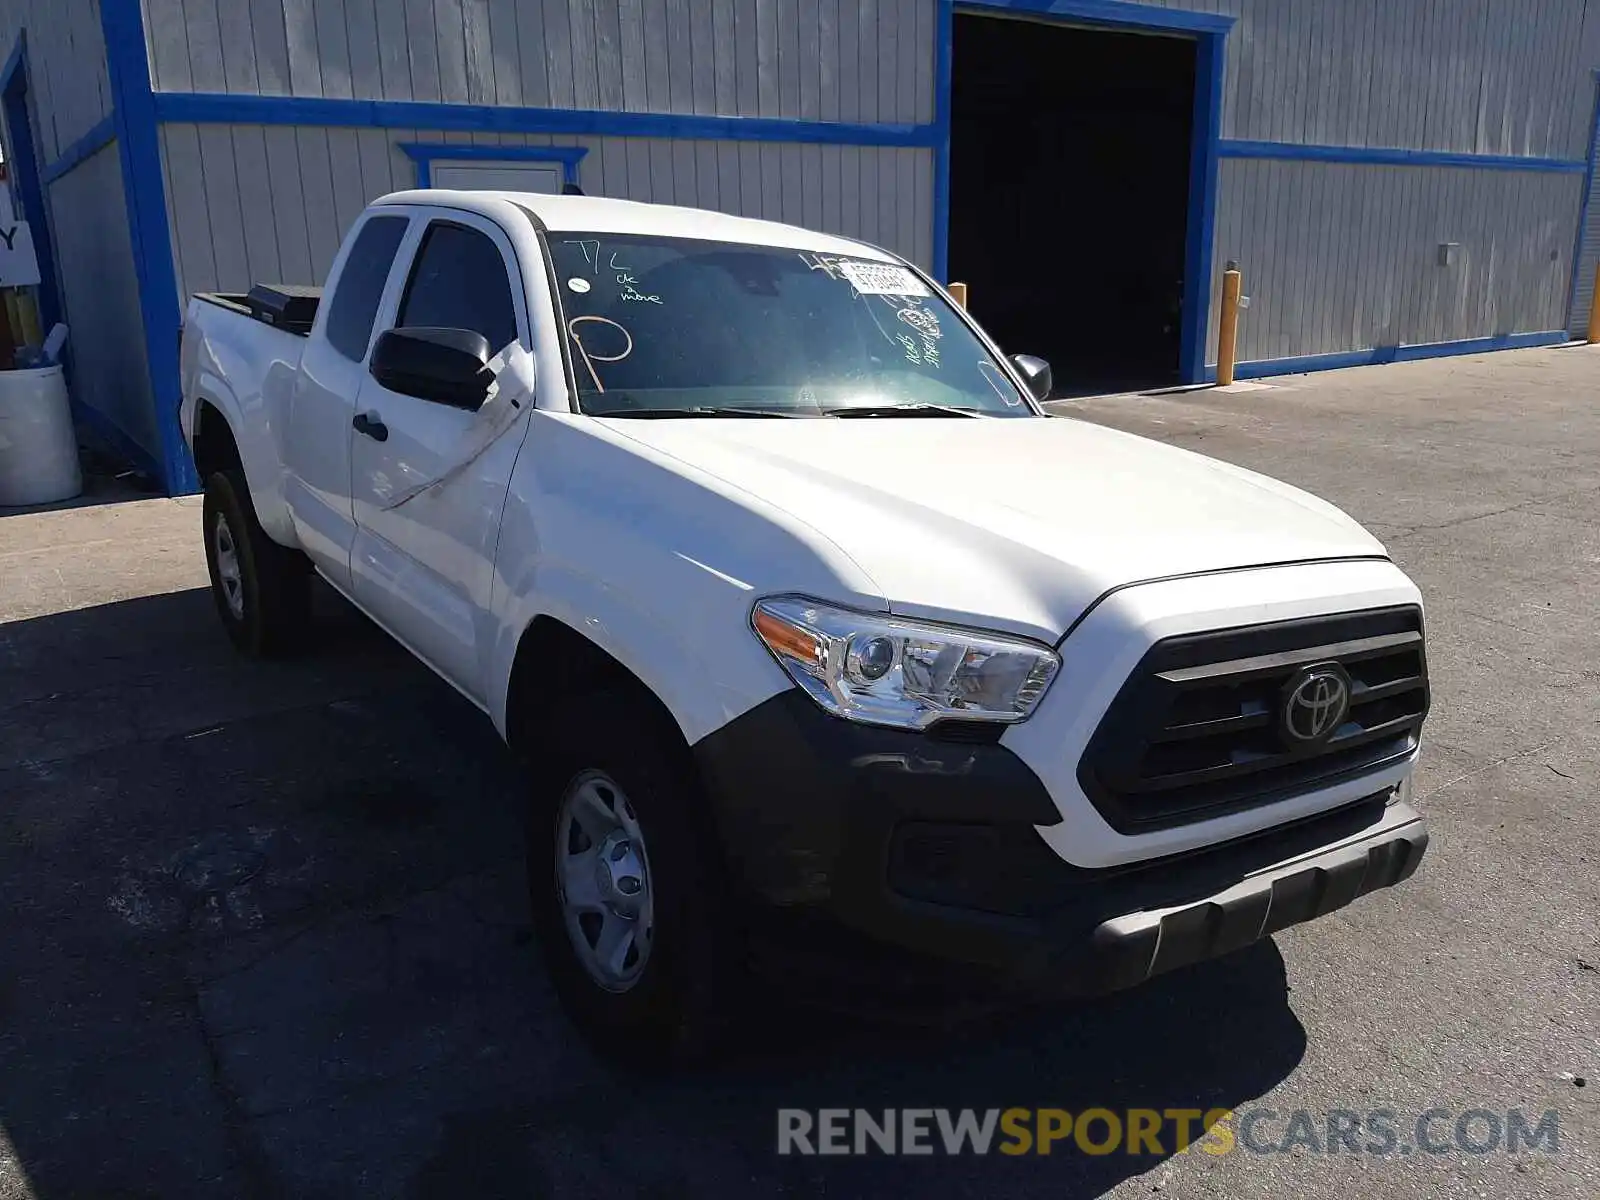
[1078,607,1429,833]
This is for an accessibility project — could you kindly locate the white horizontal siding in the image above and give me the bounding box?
[1208,157,1582,364]
[0,0,113,163]
[140,0,937,124]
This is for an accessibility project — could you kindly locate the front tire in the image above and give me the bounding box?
[527,692,734,1068]
[202,469,310,658]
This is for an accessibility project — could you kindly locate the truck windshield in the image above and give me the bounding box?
[544,232,1035,417]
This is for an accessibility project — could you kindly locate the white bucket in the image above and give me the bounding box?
[0,364,82,506]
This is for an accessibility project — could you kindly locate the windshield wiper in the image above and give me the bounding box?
[824,403,983,418]
[597,406,801,419]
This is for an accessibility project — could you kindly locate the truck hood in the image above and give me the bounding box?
[603,415,1386,642]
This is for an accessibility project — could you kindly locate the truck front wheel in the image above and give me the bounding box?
[526,692,734,1067]
[202,469,310,657]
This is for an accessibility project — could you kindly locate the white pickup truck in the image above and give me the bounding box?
[180,190,1430,1063]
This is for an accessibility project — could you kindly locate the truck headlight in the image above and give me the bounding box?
[751,596,1060,730]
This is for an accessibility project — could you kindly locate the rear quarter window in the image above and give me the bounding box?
[325,215,409,362]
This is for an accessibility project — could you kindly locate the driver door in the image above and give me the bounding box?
[348,211,533,703]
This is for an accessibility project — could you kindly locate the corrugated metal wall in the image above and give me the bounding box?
[0,1,158,467]
[1210,159,1583,363]
[46,144,160,453]
[148,0,937,299]
[140,0,936,123]
[1568,87,1600,336]
[0,0,113,162]
[144,0,1600,373]
[1144,0,1600,362]
[137,0,1600,160]
[159,122,932,299]
[1132,0,1600,362]
[1146,0,1597,159]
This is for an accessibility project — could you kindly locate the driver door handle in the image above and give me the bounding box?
[352,411,388,442]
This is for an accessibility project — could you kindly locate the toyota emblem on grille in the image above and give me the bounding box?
[1280,664,1352,746]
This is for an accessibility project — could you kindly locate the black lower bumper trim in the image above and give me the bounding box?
[1080,817,1428,994]
[693,689,1428,1003]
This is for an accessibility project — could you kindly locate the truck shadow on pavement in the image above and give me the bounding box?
[0,585,1307,1199]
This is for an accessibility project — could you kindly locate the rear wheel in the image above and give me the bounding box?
[202,469,311,657]
[527,691,735,1067]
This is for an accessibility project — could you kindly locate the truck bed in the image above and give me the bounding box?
[195,284,322,336]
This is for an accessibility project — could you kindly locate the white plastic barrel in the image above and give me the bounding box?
[0,364,81,506]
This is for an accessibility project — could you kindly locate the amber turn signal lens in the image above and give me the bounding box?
[752,606,824,669]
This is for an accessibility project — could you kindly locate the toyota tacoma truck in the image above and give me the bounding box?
[180,190,1430,1062]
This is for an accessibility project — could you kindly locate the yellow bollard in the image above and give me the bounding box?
[15,289,40,349]
[947,281,968,309]
[1,290,21,351]
[1588,263,1600,344]
[1216,268,1243,386]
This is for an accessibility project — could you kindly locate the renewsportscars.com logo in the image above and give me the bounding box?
[776,1107,1563,1158]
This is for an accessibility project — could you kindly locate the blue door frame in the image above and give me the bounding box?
[935,0,1232,385]
[0,34,62,335]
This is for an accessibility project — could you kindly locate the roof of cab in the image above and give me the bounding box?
[373,189,899,262]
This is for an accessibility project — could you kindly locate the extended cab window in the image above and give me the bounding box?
[396,222,519,355]
[324,215,408,362]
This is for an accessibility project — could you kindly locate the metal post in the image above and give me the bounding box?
[1217,268,1243,386]
[1589,263,1600,344]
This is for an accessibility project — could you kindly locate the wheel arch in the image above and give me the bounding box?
[191,398,244,479]
[503,614,695,769]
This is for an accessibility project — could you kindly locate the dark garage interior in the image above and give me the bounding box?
[949,14,1198,394]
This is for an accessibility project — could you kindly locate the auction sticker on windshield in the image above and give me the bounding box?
[837,261,930,297]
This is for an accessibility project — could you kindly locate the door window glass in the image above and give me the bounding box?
[396,222,519,354]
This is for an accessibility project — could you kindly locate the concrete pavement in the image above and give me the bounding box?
[1,344,1596,1198]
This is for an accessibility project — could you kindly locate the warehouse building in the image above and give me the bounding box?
[3,0,1600,494]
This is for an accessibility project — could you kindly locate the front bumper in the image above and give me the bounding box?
[693,690,1428,1003]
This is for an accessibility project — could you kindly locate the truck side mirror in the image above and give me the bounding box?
[370,327,494,409]
[1009,354,1053,403]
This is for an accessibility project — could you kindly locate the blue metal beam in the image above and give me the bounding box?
[154,92,939,148]
[931,0,954,282]
[960,0,1235,34]
[41,114,117,185]
[102,0,196,493]
[1219,139,1587,174]
[1180,31,1227,387]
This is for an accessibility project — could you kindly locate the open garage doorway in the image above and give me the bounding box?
[949,13,1198,395]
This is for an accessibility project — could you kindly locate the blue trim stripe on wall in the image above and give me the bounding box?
[1214,330,1572,382]
[1219,139,1587,174]
[103,0,196,494]
[155,93,937,148]
[41,114,117,185]
[399,143,588,188]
